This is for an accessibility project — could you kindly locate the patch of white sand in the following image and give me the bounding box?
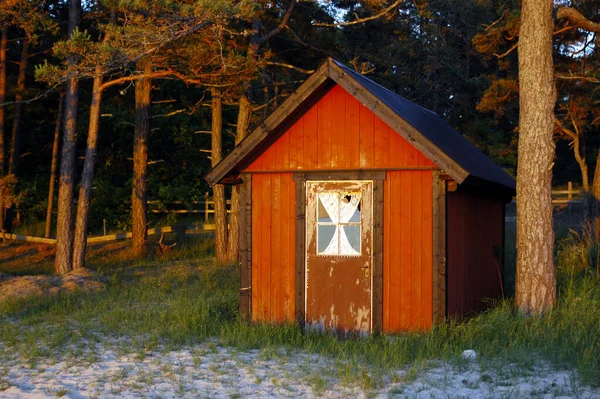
[0,341,597,398]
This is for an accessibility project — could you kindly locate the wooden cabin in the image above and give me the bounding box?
[206,58,515,333]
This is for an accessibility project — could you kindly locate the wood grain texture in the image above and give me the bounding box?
[244,85,436,173]
[383,170,434,332]
[431,171,446,324]
[372,178,385,333]
[295,177,306,325]
[251,173,296,323]
[446,187,504,318]
[239,173,252,320]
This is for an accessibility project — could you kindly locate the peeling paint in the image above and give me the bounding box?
[305,180,373,334]
[355,306,370,331]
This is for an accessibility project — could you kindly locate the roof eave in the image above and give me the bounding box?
[206,57,508,190]
[204,61,332,187]
[326,59,470,184]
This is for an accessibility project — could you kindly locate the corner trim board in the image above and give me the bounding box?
[432,170,447,323]
[294,178,307,326]
[238,173,252,320]
[372,179,384,333]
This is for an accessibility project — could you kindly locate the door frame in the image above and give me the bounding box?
[293,170,385,333]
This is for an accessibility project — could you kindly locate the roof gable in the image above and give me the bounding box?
[244,84,435,172]
[206,58,515,194]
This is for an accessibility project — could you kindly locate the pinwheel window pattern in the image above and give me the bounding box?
[316,191,362,256]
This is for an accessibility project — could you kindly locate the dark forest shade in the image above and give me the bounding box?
[206,58,515,332]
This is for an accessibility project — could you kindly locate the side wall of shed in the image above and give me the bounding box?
[446,188,504,317]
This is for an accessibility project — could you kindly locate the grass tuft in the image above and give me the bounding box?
[1,232,600,387]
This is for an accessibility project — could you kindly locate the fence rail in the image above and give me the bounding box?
[148,193,230,222]
[2,224,214,245]
[551,181,583,204]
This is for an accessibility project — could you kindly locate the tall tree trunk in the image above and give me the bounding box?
[131,61,151,257]
[226,93,252,261]
[4,38,29,232]
[515,0,556,314]
[574,142,590,193]
[0,27,7,232]
[55,0,81,275]
[72,68,103,269]
[45,91,64,238]
[212,88,227,262]
[8,38,29,176]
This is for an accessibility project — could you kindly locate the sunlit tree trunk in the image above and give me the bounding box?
[8,38,29,176]
[72,68,103,269]
[212,88,227,262]
[226,94,252,262]
[515,0,556,314]
[131,61,152,257]
[55,0,82,275]
[45,91,64,238]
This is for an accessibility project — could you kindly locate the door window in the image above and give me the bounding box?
[316,191,362,256]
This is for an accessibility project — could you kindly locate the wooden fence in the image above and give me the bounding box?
[4,183,585,244]
[148,192,230,223]
[551,181,583,204]
[2,224,214,245]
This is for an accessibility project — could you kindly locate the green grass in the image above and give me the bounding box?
[0,233,599,388]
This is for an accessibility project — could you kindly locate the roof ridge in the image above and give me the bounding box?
[330,58,440,118]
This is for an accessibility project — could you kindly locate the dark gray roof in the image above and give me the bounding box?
[206,57,515,195]
[331,59,516,192]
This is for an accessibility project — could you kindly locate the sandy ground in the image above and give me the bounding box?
[0,268,103,302]
[1,341,598,398]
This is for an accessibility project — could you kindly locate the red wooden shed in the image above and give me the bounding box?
[206,58,515,333]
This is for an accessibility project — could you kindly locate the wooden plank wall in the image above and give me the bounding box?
[383,170,433,331]
[447,188,504,317]
[245,85,435,171]
[245,84,438,330]
[251,173,296,323]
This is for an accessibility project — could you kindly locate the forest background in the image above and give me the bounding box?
[0,0,598,272]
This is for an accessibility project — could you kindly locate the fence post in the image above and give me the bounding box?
[568,181,573,201]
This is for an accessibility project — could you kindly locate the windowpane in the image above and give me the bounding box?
[348,207,361,223]
[318,225,336,253]
[342,225,361,254]
[318,197,333,223]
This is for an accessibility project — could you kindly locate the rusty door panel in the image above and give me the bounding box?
[305,180,373,333]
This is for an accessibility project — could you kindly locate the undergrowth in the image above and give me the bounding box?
[0,232,599,387]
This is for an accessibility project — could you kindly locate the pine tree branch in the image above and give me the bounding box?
[260,0,297,44]
[265,61,314,74]
[557,7,600,33]
[313,0,402,27]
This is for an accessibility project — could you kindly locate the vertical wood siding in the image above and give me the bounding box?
[383,170,433,331]
[245,85,435,171]
[251,173,296,323]
[446,189,504,317]
[245,84,437,330]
